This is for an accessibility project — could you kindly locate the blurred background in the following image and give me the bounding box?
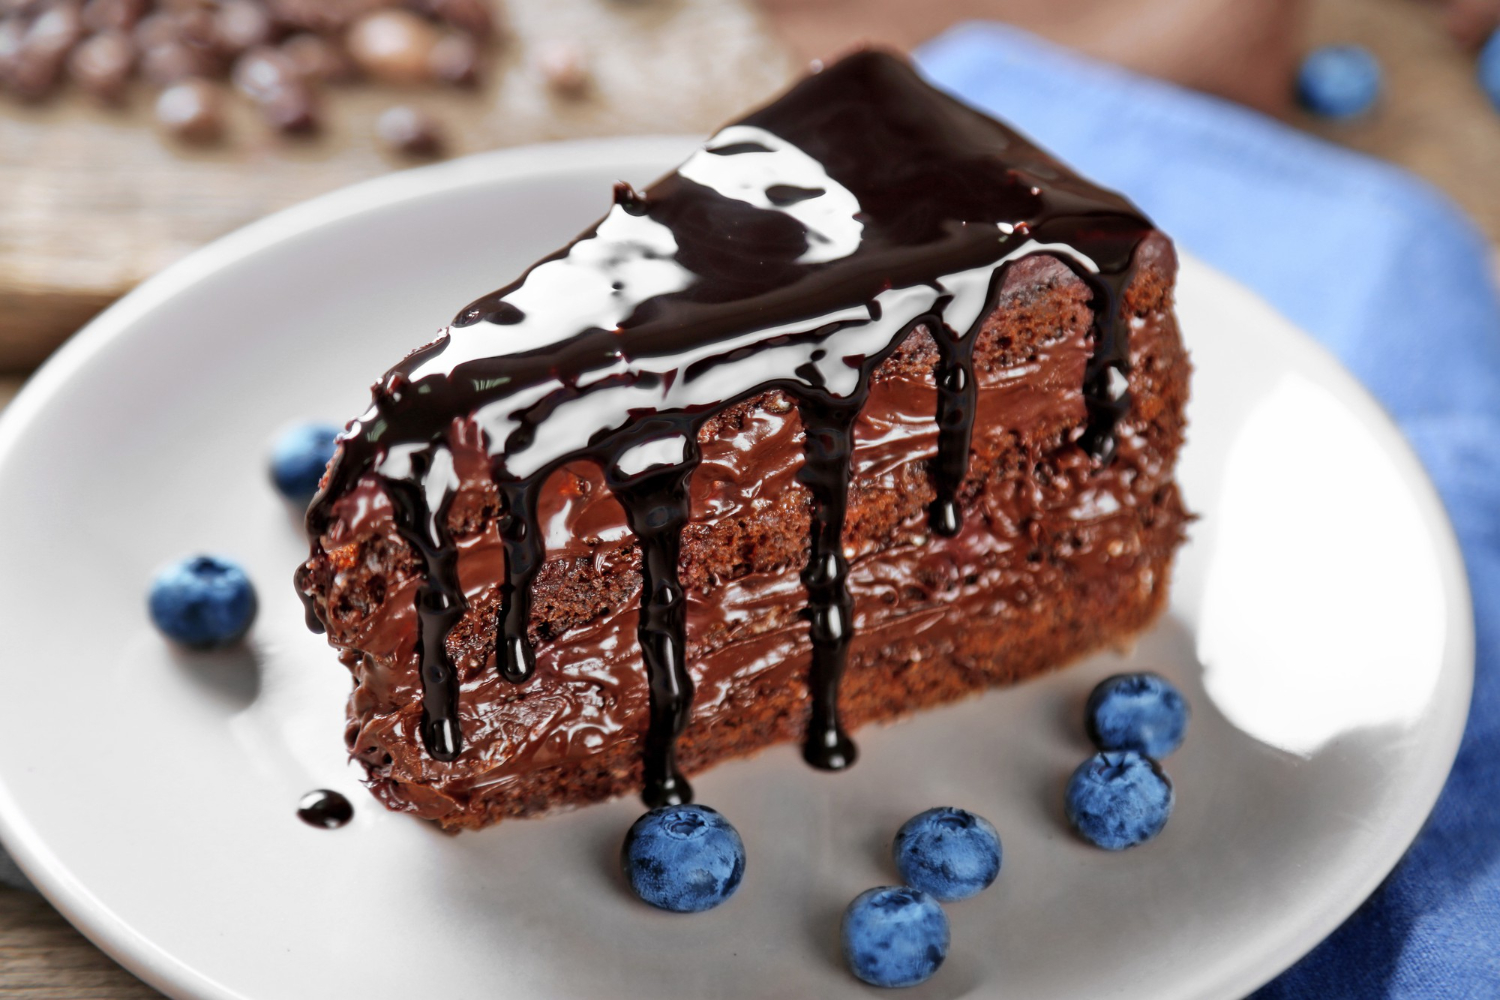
[1,0,1498,993]
[1,0,1499,381]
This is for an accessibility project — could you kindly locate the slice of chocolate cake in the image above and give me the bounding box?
[296,50,1190,830]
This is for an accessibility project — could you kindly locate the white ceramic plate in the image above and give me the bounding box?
[0,138,1472,1000]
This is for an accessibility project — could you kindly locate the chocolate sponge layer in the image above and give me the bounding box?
[297,234,1190,830]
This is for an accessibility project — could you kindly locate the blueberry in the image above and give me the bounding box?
[621,804,745,912]
[841,886,949,988]
[1296,45,1381,119]
[1085,672,1189,758]
[148,555,258,649]
[269,422,340,502]
[1065,750,1174,851]
[1480,29,1500,112]
[892,806,1002,902]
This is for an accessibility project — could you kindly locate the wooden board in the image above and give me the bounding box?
[0,0,797,370]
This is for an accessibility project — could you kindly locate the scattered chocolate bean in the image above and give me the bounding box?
[536,39,588,96]
[268,0,379,35]
[258,79,317,132]
[211,0,269,55]
[130,8,172,48]
[429,0,492,40]
[376,102,443,156]
[67,27,133,100]
[230,43,297,100]
[4,0,492,147]
[0,16,24,85]
[154,75,222,141]
[346,8,435,85]
[26,1,84,58]
[81,0,144,32]
[280,30,354,83]
[140,37,209,84]
[426,30,474,87]
[7,48,61,99]
[169,5,216,53]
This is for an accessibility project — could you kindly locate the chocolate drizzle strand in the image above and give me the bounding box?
[495,477,541,684]
[607,432,701,807]
[300,50,1154,805]
[797,399,860,769]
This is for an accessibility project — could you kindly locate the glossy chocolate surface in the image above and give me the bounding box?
[296,789,354,829]
[301,50,1155,806]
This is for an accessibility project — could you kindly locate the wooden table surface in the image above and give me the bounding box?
[1,0,1497,995]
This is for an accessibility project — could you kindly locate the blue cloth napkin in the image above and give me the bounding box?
[916,22,1500,997]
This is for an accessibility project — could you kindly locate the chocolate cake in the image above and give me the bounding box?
[295,50,1191,830]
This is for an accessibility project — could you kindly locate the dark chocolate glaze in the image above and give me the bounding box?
[607,442,699,807]
[797,399,860,770]
[297,789,354,829]
[300,50,1153,804]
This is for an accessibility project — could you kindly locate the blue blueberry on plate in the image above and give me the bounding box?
[893,806,1002,902]
[841,886,949,988]
[1296,45,1381,119]
[1085,672,1189,759]
[269,422,340,503]
[1065,750,1174,851]
[148,555,258,649]
[1480,29,1500,112]
[621,804,745,912]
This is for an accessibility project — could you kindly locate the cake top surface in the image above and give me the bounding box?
[313,49,1152,502]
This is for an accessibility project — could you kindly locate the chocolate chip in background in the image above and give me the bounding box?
[427,31,476,87]
[25,1,84,57]
[140,36,213,84]
[376,102,444,157]
[81,0,145,33]
[6,46,62,99]
[168,5,218,53]
[257,78,317,133]
[280,30,355,84]
[67,27,134,100]
[130,9,173,48]
[231,42,300,100]
[0,15,24,78]
[536,39,588,97]
[347,8,435,85]
[211,0,271,56]
[428,0,494,40]
[155,76,224,142]
[268,0,381,35]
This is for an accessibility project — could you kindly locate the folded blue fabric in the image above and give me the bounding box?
[917,22,1500,998]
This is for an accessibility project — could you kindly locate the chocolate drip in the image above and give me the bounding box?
[796,400,860,770]
[1074,265,1133,462]
[383,457,465,761]
[607,437,700,807]
[300,50,1155,806]
[495,478,541,683]
[928,270,996,537]
[297,789,354,829]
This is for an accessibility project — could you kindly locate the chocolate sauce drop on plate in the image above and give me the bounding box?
[301,50,1153,801]
[297,790,353,829]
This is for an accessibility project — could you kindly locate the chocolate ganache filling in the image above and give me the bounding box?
[302,50,1154,808]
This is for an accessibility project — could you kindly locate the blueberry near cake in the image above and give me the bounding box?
[295,49,1191,830]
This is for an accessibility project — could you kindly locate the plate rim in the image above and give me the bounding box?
[0,135,1475,1000]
